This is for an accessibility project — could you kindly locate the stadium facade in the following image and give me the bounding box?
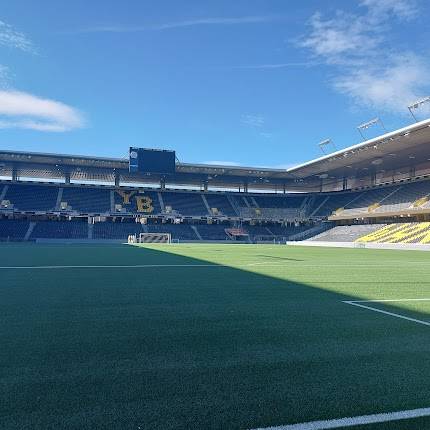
[1,118,430,244]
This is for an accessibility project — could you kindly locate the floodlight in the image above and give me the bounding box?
[318,138,336,154]
[357,117,386,140]
[407,96,430,122]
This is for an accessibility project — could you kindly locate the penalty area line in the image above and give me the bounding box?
[343,299,430,327]
[250,406,430,430]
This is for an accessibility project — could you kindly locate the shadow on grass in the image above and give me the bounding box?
[1,243,430,430]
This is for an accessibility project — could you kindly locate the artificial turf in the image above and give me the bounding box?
[1,243,430,429]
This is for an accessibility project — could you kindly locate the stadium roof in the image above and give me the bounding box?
[286,118,430,179]
[1,118,430,191]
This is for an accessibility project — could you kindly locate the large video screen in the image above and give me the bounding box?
[129,148,176,174]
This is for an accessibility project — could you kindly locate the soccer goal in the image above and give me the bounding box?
[130,233,172,244]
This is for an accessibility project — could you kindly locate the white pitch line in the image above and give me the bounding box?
[251,406,430,430]
[350,298,430,303]
[343,300,430,327]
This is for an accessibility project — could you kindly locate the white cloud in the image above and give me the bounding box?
[0,90,85,132]
[300,11,379,64]
[361,0,418,21]
[0,22,84,132]
[241,114,265,128]
[0,20,36,53]
[335,54,429,111]
[0,65,10,87]
[299,0,429,114]
[80,16,277,33]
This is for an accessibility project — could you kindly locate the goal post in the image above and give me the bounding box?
[130,233,172,244]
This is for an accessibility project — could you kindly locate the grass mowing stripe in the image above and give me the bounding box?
[250,406,430,430]
[343,300,430,327]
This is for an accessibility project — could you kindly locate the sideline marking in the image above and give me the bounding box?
[250,406,430,429]
[343,298,430,327]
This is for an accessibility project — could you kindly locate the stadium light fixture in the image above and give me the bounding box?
[407,96,430,122]
[357,117,387,141]
[318,138,336,154]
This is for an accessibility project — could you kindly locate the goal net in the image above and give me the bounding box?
[129,233,172,244]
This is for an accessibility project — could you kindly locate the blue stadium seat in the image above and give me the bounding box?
[161,192,207,216]
[0,219,30,239]
[195,224,229,240]
[93,222,144,239]
[146,223,198,240]
[62,186,111,213]
[5,183,58,211]
[31,220,88,239]
[205,194,237,216]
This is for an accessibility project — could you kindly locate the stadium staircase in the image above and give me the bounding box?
[226,194,240,216]
[190,225,203,240]
[24,222,36,241]
[200,194,212,215]
[0,184,8,201]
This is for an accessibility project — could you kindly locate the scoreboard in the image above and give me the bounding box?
[129,148,176,174]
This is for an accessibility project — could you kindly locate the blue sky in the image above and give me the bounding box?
[1,0,430,168]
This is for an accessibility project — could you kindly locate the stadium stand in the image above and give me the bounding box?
[309,224,385,242]
[339,188,393,216]
[204,193,237,217]
[2,118,430,244]
[236,194,306,220]
[356,222,430,244]
[310,192,355,218]
[4,179,430,220]
[93,221,144,239]
[253,194,306,208]
[31,220,89,239]
[328,180,430,218]
[4,183,58,212]
[238,206,301,220]
[268,223,311,238]
[195,223,230,240]
[2,175,430,243]
[161,192,208,216]
[62,186,111,213]
[0,219,30,240]
[372,181,430,213]
[146,223,198,240]
[114,189,161,214]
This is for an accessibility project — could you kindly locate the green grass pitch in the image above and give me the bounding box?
[1,243,430,429]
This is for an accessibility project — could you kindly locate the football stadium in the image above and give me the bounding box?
[3,1,430,429]
[2,118,430,430]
